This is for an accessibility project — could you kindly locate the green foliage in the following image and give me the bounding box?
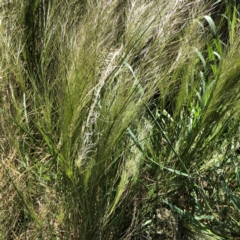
[0,0,240,239]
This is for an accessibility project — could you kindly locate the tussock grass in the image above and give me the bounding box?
[0,0,240,239]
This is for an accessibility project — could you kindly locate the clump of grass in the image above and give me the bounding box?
[0,0,165,238]
[131,1,240,239]
[0,0,240,239]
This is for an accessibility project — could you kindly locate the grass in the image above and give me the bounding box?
[0,0,240,239]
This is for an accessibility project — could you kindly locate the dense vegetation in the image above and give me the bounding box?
[1,0,240,239]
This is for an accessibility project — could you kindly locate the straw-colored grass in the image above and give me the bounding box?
[1,0,240,239]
